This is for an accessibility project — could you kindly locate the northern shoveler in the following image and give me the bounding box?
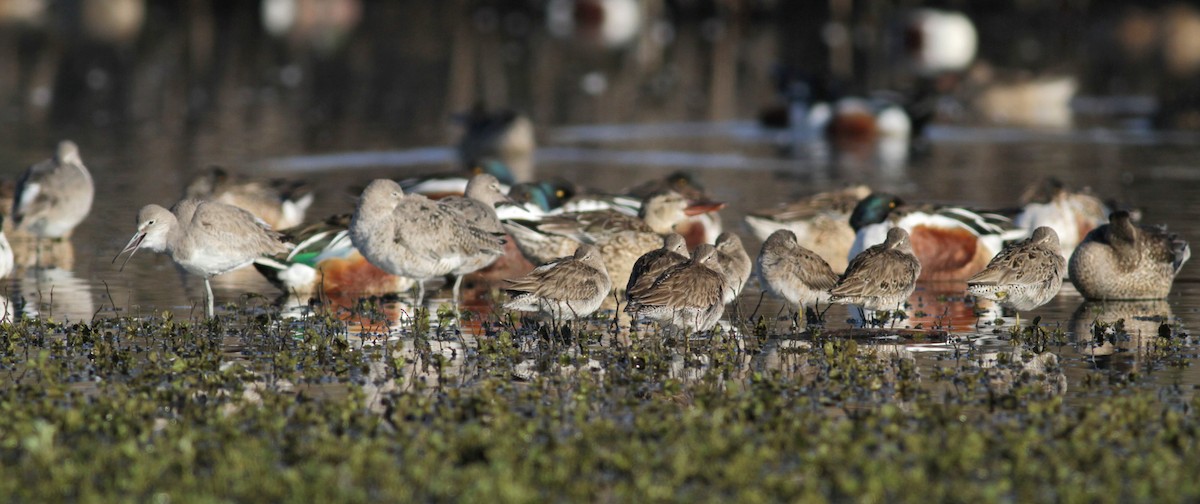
[185,166,313,230]
[456,105,535,182]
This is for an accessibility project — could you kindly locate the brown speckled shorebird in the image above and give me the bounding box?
[744,185,871,273]
[1069,211,1191,300]
[185,166,313,230]
[114,199,293,317]
[714,232,752,304]
[829,227,921,326]
[626,243,727,333]
[350,179,504,308]
[504,244,611,320]
[437,173,515,301]
[12,140,94,239]
[967,226,1066,325]
[503,190,723,293]
[756,229,839,318]
[625,233,688,301]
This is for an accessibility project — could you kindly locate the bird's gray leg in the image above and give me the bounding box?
[204,278,215,318]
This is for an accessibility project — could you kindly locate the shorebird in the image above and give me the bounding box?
[350,179,504,309]
[848,193,1020,281]
[253,214,414,300]
[504,243,611,320]
[503,190,723,292]
[830,227,922,326]
[745,185,871,273]
[1069,211,1191,300]
[184,166,313,230]
[437,173,516,301]
[713,232,751,304]
[115,199,293,317]
[756,229,839,320]
[626,243,726,333]
[967,226,1066,325]
[625,233,688,301]
[12,140,94,239]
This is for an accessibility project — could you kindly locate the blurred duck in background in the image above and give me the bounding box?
[185,166,313,231]
[745,185,871,273]
[456,104,536,183]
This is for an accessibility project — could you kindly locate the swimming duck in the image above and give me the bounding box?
[456,105,535,182]
[902,8,978,76]
[1069,211,1191,300]
[1013,178,1110,259]
[745,185,871,273]
[848,193,1022,282]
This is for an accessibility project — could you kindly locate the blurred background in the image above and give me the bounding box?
[0,0,1198,319]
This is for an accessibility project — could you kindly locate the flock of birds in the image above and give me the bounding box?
[1,129,1192,333]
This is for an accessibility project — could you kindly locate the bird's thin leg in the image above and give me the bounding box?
[452,275,464,311]
[204,278,215,318]
[415,281,426,310]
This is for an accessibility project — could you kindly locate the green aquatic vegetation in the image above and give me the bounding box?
[0,307,1197,502]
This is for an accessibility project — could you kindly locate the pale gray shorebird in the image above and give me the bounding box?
[185,166,314,230]
[12,140,95,239]
[1069,211,1191,300]
[625,233,688,301]
[713,232,752,304]
[350,179,504,309]
[967,226,1066,326]
[504,243,611,320]
[114,199,293,317]
[626,244,727,333]
[756,229,839,320]
[829,227,921,326]
[504,190,723,294]
[436,173,515,301]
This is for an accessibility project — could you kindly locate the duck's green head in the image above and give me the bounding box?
[469,158,516,186]
[849,193,903,231]
[537,180,576,210]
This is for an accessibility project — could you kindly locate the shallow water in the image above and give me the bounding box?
[0,3,1198,399]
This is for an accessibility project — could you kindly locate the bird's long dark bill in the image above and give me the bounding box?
[113,232,146,271]
[684,201,727,216]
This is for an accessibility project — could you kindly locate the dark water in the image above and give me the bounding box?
[0,2,1197,393]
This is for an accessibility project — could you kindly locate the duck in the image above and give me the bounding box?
[253,214,416,301]
[1069,211,1191,300]
[546,0,642,49]
[848,193,1022,281]
[503,190,724,293]
[756,229,839,319]
[621,171,724,248]
[1013,178,1111,259]
[185,166,313,230]
[902,8,978,77]
[456,105,535,182]
[744,184,871,273]
[625,244,726,333]
[967,227,1066,325]
[830,227,922,325]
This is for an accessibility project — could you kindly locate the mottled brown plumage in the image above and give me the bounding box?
[625,233,688,300]
[1069,211,1190,300]
[744,185,871,273]
[757,230,839,313]
[504,244,611,320]
[714,232,752,304]
[967,226,1065,311]
[626,244,726,332]
[830,227,921,312]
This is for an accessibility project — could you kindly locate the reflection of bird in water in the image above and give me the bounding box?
[19,267,94,322]
[976,351,1068,397]
[456,105,536,183]
[745,185,871,273]
[849,193,1021,281]
[1069,299,1173,362]
[1069,211,1191,300]
[967,227,1066,327]
[11,140,94,240]
[185,166,314,230]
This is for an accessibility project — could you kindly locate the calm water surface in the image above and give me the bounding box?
[0,3,1197,398]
